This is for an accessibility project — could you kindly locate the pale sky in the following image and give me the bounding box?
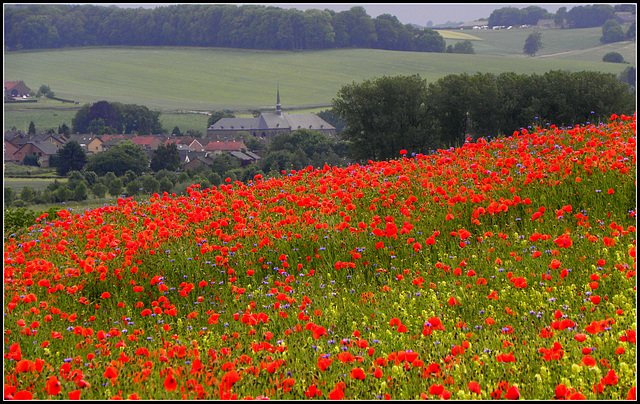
[101,3,605,26]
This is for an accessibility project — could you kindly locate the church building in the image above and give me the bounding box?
[207,89,336,140]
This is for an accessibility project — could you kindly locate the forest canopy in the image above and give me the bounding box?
[5,4,448,52]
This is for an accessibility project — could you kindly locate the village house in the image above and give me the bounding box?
[12,142,60,167]
[4,81,31,98]
[204,140,247,155]
[4,138,20,164]
[131,136,163,154]
[66,134,104,153]
[164,137,205,152]
[207,89,336,140]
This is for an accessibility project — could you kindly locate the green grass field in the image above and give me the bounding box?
[3,26,635,134]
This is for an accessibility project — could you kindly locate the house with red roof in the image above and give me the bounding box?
[4,81,31,98]
[204,140,247,155]
[131,136,163,153]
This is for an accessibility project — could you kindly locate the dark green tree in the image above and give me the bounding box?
[619,66,636,87]
[20,186,36,204]
[150,143,181,172]
[55,141,87,176]
[72,181,88,201]
[554,7,567,28]
[601,20,626,43]
[447,40,475,54]
[602,52,625,63]
[108,177,123,197]
[523,31,543,56]
[28,121,36,135]
[23,155,40,167]
[91,182,107,198]
[333,74,432,161]
[207,110,236,126]
[85,141,149,176]
[415,28,445,52]
[627,22,636,40]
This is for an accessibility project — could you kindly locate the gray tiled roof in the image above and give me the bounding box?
[211,117,261,130]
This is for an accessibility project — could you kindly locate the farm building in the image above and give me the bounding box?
[615,12,636,25]
[4,81,31,98]
[207,89,336,140]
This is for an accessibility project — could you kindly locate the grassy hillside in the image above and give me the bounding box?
[4,28,635,133]
[3,116,636,400]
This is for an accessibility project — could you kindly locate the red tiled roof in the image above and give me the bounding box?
[131,136,160,145]
[205,141,246,151]
[4,81,20,89]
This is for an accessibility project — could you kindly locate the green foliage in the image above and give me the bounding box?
[108,178,123,197]
[489,5,550,27]
[4,4,457,53]
[523,31,543,56]
[150,143,181,172]
[37,84,55,98]
[446,40,475,54]
[4,187,14,207]
[210,153,241,177]
[415,28,446,52]
[565,4,615,28]
[72,181,88,201]
[3,206,61,236]
[72,100,162,135]
[125,180,140,197]
[55,140,87,176]
[601,20,626,44]
[28,121,36,135]
[626,21,636,40]
[91,182,107,198]
[333,74,433,161]
[334,70,636,161]
[19,186,36,203]
[23,155,40,167]
[602,52,625,63]
[619,65,636,87]
[207,110,236,127]
[85,141,149,176]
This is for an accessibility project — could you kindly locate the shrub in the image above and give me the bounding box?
[602,52,625,63]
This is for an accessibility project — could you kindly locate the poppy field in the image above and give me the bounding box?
[3,114,636,400]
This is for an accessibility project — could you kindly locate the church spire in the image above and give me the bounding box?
[276,84,282,115]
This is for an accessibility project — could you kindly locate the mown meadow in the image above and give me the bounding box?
[3,114,636,400]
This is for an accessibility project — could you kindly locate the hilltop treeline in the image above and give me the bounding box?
[334,70,636,161]
[488,4,635,28]
[5,4,446,52]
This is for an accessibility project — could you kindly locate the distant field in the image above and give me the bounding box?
[4,29,635,133]
[4,177,67,194]
[434,30,482,40]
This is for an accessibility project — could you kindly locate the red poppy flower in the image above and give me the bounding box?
[164,374,177,391]
[104,366,118,379]
[468,381,481,394]
[68,390,81,400]
[328,382,345,400]
[350,368,366,380]
[429,384,445,396]
[46,375,61,396]
[581,355,596,367]
[504,386,520,400]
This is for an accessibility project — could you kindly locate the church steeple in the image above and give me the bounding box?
[276,84,282,115]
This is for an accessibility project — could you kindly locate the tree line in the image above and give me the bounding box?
[5,4,455,52]
[333,70,636,162]
[488,4,635,28]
